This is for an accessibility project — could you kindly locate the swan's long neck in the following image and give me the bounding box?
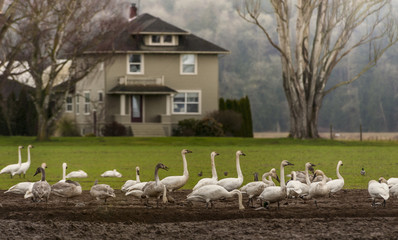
[27,147,31,164]
[280,163,286,188]
[40,168,46,181]
[155,166,160,185]
[62,164,66,181]
[262,172,272,185]
[136,168,141,182]
[182,153,189,178]
[18,148,22,165]
[321,172,327,185]
[211,155,217,180]
[236,154,243,179]
[305,165,311,185]
[336,163,343,180]
[231,189,245,210]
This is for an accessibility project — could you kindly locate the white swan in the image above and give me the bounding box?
[387,177,398,187]
[51,163,82,201]
[368,177,389,207]
[101,169,122,178]
[5,182,34,195]
[326,160,344,196]
[192,151,219,191]
[161,149,192,192]
[65,170,88,178]
[217,150,246,191]
[308,170,330,207]
[258,160,294,209]
[286,171,309,198]
[14,145,33,178]
[240,168,279,207]
[187,185,245,210]
[389,183,398,198]
[90,179,116,203]
[142,163,169,207]
[0,145,24,178]
[31,166,51,202]
[121,166,141,192]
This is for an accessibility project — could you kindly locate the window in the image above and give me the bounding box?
[128,54,143,74]
[75,94,80,114]
[84,92,90,114]
[98,91,103,102]
[173,91,200,114]
[181,54,197,74]
[65,95,73,112]
[149,35,176,45]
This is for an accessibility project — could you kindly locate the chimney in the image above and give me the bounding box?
[129,3,137,21]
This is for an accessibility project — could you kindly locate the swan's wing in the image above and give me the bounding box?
[193,178,217,191]
[121,180,137,192]
[160,176,187,191]
[217,178,242,191]
[326,179,344,193]
[240,181,266,196]
[259,186,284,202]
[5,182,32,194]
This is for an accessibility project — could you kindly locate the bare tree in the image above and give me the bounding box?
[238,0,398,138]
[1,0,127,140]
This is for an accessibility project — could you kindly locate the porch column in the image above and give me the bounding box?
[166,95,171,115]
[120,94,126,115]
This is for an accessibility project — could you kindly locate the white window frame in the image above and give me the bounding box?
[149,35,176,46]
[75,92,80,115]
[84,91,91,115]
[172,90,201,115]
[127,54,144,74]
[180,54,197,75]
[65,95,73,112]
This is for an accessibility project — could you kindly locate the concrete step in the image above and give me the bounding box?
[130,124,166,137]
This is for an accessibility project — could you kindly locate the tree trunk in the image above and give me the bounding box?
[36,115,50,141]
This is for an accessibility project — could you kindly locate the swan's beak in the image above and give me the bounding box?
[137,170,140,175]
[164,166,169,171]
[275,175,280,183]
[287,161,294,166]
[241,152,246,156]
[187,150,193,153]
[312,173,317,181]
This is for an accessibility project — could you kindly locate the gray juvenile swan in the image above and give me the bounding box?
[240,168,279,207]
[142,163,169,208]
[32,166,51,202]
[90,180,116,203]
[51,163,82,202]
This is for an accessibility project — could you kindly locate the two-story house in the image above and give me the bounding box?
[64,4,229,136]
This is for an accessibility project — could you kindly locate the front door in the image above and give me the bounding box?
[131,95,143,122]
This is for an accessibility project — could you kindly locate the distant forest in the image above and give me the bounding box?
[138,0,398,133]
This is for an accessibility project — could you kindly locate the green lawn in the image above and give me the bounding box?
[0,136,397,190]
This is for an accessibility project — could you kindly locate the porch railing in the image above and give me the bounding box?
[118,76,164,85]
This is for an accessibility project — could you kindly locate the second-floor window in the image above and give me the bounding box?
[65,95,73,112]
[84,92,90,114]
[128,54,143,74]
[149,35,175,46]
[181,54,197,74]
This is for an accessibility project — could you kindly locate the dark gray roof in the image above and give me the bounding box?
[108,84,177,95]
[129,13,188,34]
[88,13,229,54]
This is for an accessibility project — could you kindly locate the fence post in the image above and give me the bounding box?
[360,124,362,141]
[330,124,333,140]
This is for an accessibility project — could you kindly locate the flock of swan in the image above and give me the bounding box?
[1,146,398,209]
